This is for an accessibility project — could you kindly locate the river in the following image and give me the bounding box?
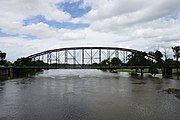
[0,69,180,120]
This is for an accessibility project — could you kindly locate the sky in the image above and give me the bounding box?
[0,0,180,61]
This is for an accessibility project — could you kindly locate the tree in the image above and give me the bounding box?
[162,48,170,60]
[14,57,47,67]
[172,46,180,62]
[148,50,163,61]
[149,66,159,77]
[111,57,122,66]
[14,57,32,66]
[164,58,176,66]
[172,46,180,76]
[148,50,164,67]
[154,50,163,61]
[0,51,6,61]
[127,51,149,66]
[100,58,110,66]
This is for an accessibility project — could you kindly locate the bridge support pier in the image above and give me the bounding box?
[176,66,179,80]
[0,67,13,80]
[140,68,143,78]
[9,67,13,79]
[162,67,172,78]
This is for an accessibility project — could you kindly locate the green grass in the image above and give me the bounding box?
[117,68,162,73]
[172,68,180,74]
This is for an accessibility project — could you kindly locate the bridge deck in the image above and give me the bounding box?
[1,66,151,69]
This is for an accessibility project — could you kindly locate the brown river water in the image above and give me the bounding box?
[0,69,180,120]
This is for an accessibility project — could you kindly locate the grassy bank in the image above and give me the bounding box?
[116,68,161,73]
[172,69,180,74]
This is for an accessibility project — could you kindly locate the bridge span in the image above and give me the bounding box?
[27,47,142,68]
[0,46,177,78]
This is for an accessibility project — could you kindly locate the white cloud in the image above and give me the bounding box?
[21,22,57,39]
[0,0,180,61]
[84,0,180,21]
[19,22,86,40]
[87,0,180,32]
[62,32,86,40]
[0,0,71,34]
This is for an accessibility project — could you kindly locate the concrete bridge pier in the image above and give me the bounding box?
[140,68,143,78]
[9,67,13,79]
[162,67,172,78]
[0,67,13,80]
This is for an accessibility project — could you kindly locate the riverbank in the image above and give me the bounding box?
[115,68,180,74]
[160,88,180,99]
[0,68,43,81]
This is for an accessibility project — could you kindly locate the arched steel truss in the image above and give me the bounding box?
[27,47,141,68]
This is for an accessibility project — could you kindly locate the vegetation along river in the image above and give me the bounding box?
[0,69,180,120]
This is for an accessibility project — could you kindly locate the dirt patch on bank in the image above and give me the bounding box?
[159,88,180,99]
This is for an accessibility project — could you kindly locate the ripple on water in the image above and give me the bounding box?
[0,69,180,120]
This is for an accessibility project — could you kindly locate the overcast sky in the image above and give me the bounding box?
[0,0,180,61]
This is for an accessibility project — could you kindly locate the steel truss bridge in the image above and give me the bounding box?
[27,47,144,69]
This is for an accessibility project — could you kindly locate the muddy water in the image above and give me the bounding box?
[0,69,180,120]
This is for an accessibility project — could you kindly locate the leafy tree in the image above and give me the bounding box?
[32,60,48,66]
[100,58,110,66]
[154,50,163,61]
[172,46,180,75]
[0,51,6,61]
[92,63,98,66]
[148,50,163,62]
[149,66,159,77]
[127,51,150,66]
[148,50,164,68]
[111,57,122,66]
[0,51,9,66]
[172,46,180,62]
[14,57,47,67]
[14,58,32,66]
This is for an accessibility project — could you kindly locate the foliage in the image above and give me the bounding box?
[0,60,12,66]
[0,51,6,61]
[149,67,159,77]
[148,50,164,67]
[172,46,180,67]
[14,57,47,66]
[0,51,11,66]
[14,58,32,66]
[172,46,180,57]
[148,50,163,62]
[164,59,177,66]
[110,57,122,66]
[99,57,122,69]
[127,51,151,66]
[154,50,163,61]
[92,63,98,66]
[100,58,110,66]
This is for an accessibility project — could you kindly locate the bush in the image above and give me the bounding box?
[149,67,159,77]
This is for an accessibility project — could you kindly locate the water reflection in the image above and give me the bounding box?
[0,69,43,81]
[0,69,180,120]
